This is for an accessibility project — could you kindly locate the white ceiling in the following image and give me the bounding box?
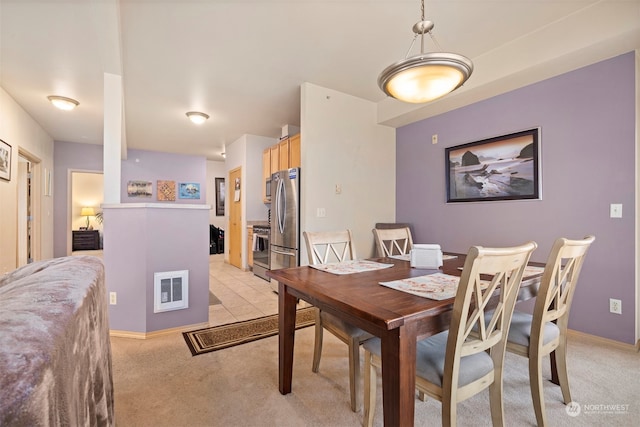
[1,1,638,161]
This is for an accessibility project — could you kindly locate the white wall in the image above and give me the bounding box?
[0,87,54,272]
[300,83,396,263]
[225,134,276,268]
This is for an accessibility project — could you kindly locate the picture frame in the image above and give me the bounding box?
[127,180,152,197]
[178,182,200,199]
[0,139,12,181]
[215,177,225,216]
[445,128,541,203]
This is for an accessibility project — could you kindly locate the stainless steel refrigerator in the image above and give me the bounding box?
[269,167,300,292]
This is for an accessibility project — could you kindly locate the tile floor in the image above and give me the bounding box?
[208,253,280,326]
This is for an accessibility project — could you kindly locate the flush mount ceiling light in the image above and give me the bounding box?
[378,0,473,104]
[47,95,79,111]
[186,111,209,124]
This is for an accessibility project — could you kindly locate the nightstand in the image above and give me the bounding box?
[72,230,100,251]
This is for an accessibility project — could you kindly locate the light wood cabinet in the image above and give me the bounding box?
[262,133,300,203]
[289,134,301,168]
[278,138,290,171]
[270,145,279,176]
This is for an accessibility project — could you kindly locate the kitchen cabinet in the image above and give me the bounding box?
[262,133,300,203]
[278,138,290,171]
[289,134,301,168]
[270,145,279,177]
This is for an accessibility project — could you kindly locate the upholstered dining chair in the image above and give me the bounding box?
[372,226,414,257]
[303,229,374,412]
[505,235,595,427]
[363,241,538,427]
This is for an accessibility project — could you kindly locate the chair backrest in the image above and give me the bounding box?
[372,227,414,257]
[532,236,595,336]
[303,230,357,265]
[445,241,537,390]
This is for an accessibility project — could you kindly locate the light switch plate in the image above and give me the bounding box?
[610,204,622,218]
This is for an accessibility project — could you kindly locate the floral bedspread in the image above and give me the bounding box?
[0,256,114,426]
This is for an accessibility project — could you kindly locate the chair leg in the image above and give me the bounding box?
[348,337,361,412]
[312,309,323,373]
[529,353,547,427]
[489,371,505,427]
[363,350,376,427]
[441,394,456,427]
[554,340,572,404]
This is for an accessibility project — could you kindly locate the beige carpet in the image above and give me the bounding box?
[111,328,638,426]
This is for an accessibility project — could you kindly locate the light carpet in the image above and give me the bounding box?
[183,307,316,356]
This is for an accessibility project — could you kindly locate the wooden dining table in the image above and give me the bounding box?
[267,254,544,427]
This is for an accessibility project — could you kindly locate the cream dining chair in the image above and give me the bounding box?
[372,226,413,257]
[505,235,595,427]
[303,229,374,412]
[363,241,538,427]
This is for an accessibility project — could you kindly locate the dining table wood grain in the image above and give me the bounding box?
[268,253,544,427]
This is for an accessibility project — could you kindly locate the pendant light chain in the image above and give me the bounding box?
[420,0,425,53]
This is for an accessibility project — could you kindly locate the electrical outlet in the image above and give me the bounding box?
[110,292,117,305]
[609,298,621,314]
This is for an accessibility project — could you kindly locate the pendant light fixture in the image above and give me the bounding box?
[378,0,473,103]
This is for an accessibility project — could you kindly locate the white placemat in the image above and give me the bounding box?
[380,273,461,300]
[310,260,394,275]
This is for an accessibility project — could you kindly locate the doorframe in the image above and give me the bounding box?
[67,168,103,255]
[17,148,42,265]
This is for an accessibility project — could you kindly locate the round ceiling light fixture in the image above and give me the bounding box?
[47,95,79,111]
[186,111,209,124]
[378,0,473,104]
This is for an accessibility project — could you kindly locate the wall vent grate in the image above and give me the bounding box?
[154,270,189,313]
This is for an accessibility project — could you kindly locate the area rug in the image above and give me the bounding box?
[183,307,316,356]
[209,291,222,305]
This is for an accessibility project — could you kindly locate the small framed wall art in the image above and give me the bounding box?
[0,139,12,181]
[178,182,200,199]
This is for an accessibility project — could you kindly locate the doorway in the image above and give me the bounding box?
[69,171,104,254]
[17,151,42,267]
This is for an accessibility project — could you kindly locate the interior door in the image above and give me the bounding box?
[228,167,242,269]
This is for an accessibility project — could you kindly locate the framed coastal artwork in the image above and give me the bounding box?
[445,128,541,203]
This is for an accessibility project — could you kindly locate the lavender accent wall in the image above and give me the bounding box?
[121,149,206,204]
[104,204,209,332]
[396,52,636,344]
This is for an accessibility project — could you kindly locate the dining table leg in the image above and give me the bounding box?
[278,282,297,394]
[380,322,417,427]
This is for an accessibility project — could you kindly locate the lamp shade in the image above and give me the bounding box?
[80,207,95,217]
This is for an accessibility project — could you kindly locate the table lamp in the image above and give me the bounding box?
[81,207,95,229]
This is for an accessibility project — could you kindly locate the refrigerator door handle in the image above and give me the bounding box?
[276,177,286,234]
[271,248,295,257]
